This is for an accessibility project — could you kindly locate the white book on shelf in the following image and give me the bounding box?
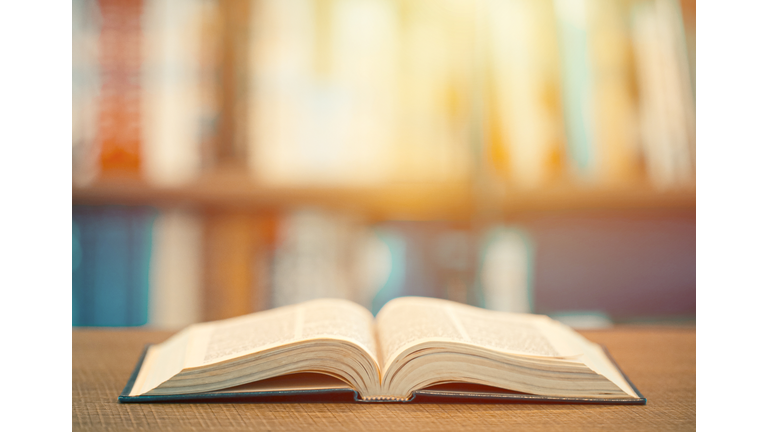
[271,209,384,309]
[661,0,696,180]
[479,226,534,314]
[484,0,562,188]
[630,0,695,189]
[248,0,317,186]
[148,209,203,329]
[142,0,205,186]
[72,0,101,186]
[588,0,644,185]
[324,0,399,184]
[271,210,350,307]
[396,0,473,183]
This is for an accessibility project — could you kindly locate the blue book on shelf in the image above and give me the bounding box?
[73,206,156,326]
[370,222,474,315]
[475,226,536,314]
[554,0,597,177]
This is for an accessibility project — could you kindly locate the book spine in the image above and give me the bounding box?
[217,0,251,168]
[630,0,695,189]
[72,0,101,186]
[202,210,272,321]
[677,0,696,99]
[666,0,696,180]
[96,0,144,178]
[484,0,565,188]
[476,226,535,314]
[248,0,316,185]
[370,222,475,314]
[127,207,155,325]
[197,0,223,171]
[73,206,156,326]
[368,226,406,315]
[397,1,473,183]
[588,0,644,185]
[141,0,204,186]
[553,0,598,180]
[350,227,398,313]
[72,209,92,326]
[271,210,352,307]
[148,209,203,329]
[321,0,399,185]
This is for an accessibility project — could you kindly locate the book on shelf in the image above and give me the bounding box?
[270,209,390,311]
[677,0,695,94]
[202,210,275,321]
[370,221,476,314]
[483,0,565,188]
[119,297,645,404]
[553,0,645,185]
[588,0,645,184]
[270,210,359,308]
[630,0,695,189]
[477,225,535,314]
[96,0,144,178]
[553,0,597,179]
[72,0,101,186]
[148,208,203,329]
[73,0,146,184]
[73,206,156,326]
[142,0,211,186]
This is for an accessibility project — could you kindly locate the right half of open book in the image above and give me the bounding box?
[374,297,639,401]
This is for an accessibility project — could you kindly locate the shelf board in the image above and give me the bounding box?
[72,176,695,220]
[498,183,696,214]
[72,177,475,221]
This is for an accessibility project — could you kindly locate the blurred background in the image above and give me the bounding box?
[72,0,695,329]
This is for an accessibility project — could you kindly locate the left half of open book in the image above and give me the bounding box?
[120,297,645,404]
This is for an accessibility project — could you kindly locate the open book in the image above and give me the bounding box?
[120,297,644,404]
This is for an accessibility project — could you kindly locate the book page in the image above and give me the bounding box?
[376,297,580,370]
[130,326,193,396]
[188,298,379,367]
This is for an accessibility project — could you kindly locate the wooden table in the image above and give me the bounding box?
[73,327,695,431]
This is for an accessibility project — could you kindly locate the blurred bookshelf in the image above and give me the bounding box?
[73,0,696,328]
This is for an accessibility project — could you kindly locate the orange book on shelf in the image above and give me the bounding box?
[202,211,276,321]
[96,0,144,177]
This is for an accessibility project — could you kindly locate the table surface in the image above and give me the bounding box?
[73,326,695,431]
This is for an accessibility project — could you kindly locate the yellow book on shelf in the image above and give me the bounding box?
[484,0,565,188]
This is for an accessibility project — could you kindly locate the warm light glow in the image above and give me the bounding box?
[72,0,696,328]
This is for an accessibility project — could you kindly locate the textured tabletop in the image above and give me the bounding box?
[73,326,695,431]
